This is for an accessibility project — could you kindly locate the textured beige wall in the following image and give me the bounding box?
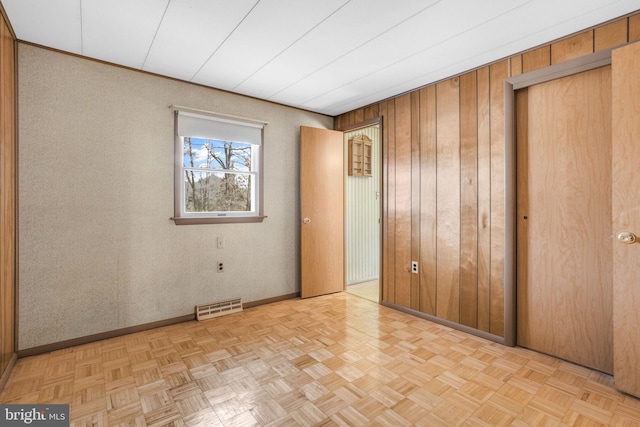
[18,44,333,350]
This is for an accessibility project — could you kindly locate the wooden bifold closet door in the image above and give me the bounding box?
[517,41,640,398]
[611,41,640,398]
[516,65,613,373]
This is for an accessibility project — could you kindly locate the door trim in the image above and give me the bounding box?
[503,48,614,346]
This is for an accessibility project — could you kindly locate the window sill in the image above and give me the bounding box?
[171,216,267,225]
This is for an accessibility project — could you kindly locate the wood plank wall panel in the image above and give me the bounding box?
[522,46,550,73]
[595,19,628,51]
[476,66,492,333]
[419,86,436,316]
[336,104,380,129]
[435,79,460,323]
[386,100,396,303]
[353,108,364,124]
[510,55,523,77]
[410,92,420,311]
[345,111,356,127]
[459,72,478,328]
[631,13,640,41]
[489,60,508,337]
[0,12,16,383]
[336,11,640,339]
[0,17,9,376]
[394,94,412,308]
[551,31,594,64]
[363,104,379,121]
[380,101,389,303]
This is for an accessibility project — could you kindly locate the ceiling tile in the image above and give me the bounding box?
[191,0,350,91]
[3,0,82,54]
[274,0,640,114]
[233,0,440,100]
[82,0,169,69]
[270,0,531,106]
[142,0,258,81]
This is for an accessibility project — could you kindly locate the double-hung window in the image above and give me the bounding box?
[172,108,266,224]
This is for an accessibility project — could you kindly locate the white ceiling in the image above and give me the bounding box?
[3,0,638,116]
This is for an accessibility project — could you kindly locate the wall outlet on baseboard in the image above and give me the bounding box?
[217,262,224,273]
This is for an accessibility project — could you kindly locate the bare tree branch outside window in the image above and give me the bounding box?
[183,137,253,213]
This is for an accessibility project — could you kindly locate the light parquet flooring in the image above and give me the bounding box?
[1,293,640,426]
[346,281,379,303]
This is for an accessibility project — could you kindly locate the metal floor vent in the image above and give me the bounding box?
[196,298,243,321]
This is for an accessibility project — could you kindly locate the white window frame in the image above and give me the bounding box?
[171,107,267,225]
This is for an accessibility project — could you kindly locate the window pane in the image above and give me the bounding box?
[184,170,253,213]
[183,137,252,172]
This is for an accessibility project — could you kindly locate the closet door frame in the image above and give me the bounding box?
[503,48,613,347]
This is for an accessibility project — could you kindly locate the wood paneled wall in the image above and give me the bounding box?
[335,11,640,338]
[0,6,16,388]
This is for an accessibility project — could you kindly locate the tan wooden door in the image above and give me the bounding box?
[300,126,344,298]
[517,66,613,373]
[612,42,640,398]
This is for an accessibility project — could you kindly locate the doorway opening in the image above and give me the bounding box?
[343,124,381,303]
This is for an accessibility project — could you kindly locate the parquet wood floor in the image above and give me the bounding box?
[1,293,640,426]
[346,281,378,303]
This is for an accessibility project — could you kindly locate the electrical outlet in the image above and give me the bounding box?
[217,237,224,249]
[217,262,224,273]
[411,261,418,274]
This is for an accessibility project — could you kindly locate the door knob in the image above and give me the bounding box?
[303,218,311,224]
[616,231,637,244]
